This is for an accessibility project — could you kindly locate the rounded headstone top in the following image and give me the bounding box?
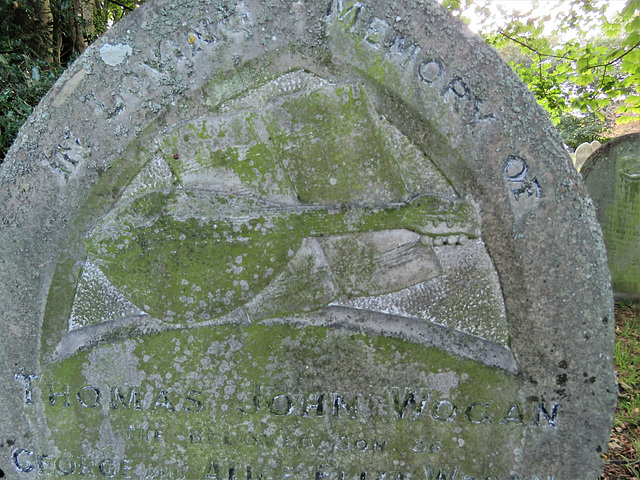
[582,132,640,299]
[575,141,596,170]
[0,0,615,478]
[582,133,640,175]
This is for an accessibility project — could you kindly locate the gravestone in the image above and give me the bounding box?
[582,133,640,299]
[574,141,595,170]
[0,1,616,479]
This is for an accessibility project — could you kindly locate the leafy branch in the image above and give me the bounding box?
[462,0,640,123]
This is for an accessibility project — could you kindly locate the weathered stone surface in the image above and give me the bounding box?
[582,133,640,299]
[0,0,615,479]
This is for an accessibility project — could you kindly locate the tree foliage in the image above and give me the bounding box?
[445,0,640,124]
[555,112,610,148]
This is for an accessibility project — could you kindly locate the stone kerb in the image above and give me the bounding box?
[0,0,615,479]
[582,132,640,299]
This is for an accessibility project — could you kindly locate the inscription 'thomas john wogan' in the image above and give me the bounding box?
[0,0,615,479]
[13,377,560,479]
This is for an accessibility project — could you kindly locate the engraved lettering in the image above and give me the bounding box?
[419,61,444,84]
[412,440,427,453]
[447,75,471,99]
[431,400,457,422]
[364,18,390,48]
[416,56,497,129]
[533,403,559,427]
[77,456,95,475]
[14,374,40,405]
[512,177,543,200]
[185,389,204,413]
[122,458,133,479]
[243,435,257,446]
[335,437,350,451]
[77,385,101,408]
[315,464,329,480]
[127,425,148,441]
[110,385,142,410]
[335,0,363,28]
[332,394,359,418]
[56,456,76,476]
[500,402,524,425]
[423,466,459,480]
[98,458,119,477]
[205,461,235,480]
[355,439,368,451]
[389,36,421,68]
[465,402,492,424]
[37,454,52,474]
[48,384,71,407]
[373,440,387,451]
[152,390,175,411]
[390,389,429,419]
[12,448,35,473]
[412,440,443,454]
[239,385,261,414]
[504,156,543,200]
[472,98,498,124]
[189,429,217,445]
[189,429,202,444]
[268,394,294,415]
[302,394,325,417]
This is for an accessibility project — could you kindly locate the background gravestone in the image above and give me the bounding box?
[575,141,596,170]
[0,0,616,479]
[582,132,640,299]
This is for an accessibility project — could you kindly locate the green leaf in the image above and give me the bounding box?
[626,30,640,46]
[622,0,640,19]
[576,58,590,70]
[627,95,640,107]
[626,15,640,33]
[575,73,595,86]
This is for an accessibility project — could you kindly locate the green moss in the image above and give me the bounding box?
[606,155,640,294]
[41,325,526,478]
[162,81,438,204]
[200,57,279,112]
[86,189,474,323]
[268,85,408,204]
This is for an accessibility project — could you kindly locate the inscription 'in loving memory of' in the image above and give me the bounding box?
[332,1,543,204]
